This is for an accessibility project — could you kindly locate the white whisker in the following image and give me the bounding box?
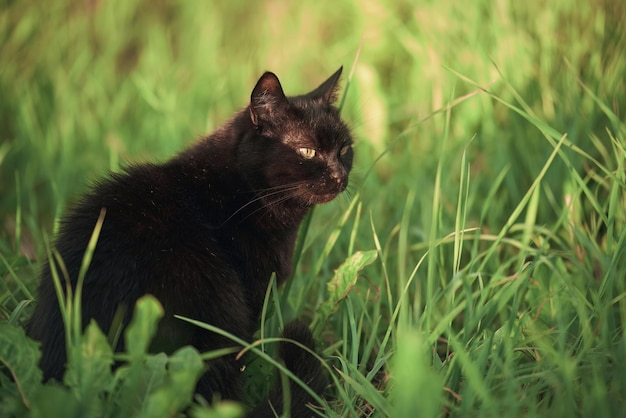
[219,182,307,226]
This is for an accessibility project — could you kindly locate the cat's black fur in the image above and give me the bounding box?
[27,68,353,416]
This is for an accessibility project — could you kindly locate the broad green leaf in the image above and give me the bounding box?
[110,296,165,417]
[138,347,205,418]
[0,373,27,417]
[312,250,378,334]
[191,401,247,418]
[241,351,274,406]
[0,323,43,409]
[142,352,169,393]
[64,319,114,409]
[30,386,83,418]
[125,295,164,358]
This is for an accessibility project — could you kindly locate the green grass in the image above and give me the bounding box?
[1,0,625,416]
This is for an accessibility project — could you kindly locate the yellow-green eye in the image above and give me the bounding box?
[340,145,351,156]
[298,147,317,159]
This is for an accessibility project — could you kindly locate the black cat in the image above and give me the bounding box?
[27,67,353,416]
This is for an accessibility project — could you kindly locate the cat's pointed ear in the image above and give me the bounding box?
[308,66,343,105]
[250,72,288,127]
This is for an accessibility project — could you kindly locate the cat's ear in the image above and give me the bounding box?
[308,66,343,105]
[250,72,288,127]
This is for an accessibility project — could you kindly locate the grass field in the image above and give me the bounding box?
[1,0,625,416]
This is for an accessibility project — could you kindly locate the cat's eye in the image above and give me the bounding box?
[298,147,317,159]
[340,145,351,156]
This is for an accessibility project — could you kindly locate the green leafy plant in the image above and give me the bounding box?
[0,296,215,418]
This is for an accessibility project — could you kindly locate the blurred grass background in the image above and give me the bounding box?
[1,0,625,416]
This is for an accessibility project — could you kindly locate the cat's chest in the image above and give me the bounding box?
[217,225,297,317]
[227,226,297,284]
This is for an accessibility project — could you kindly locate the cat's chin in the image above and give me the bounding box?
[309,193,340,205]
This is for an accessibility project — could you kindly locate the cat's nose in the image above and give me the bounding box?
[329,172,347,191]
[327,164,347,189]
[329,171,343,184]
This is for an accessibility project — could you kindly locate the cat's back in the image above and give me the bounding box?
[28,160,251,378]
[62,162,213,241]
[39,159,243,320]
[47,161,234,297]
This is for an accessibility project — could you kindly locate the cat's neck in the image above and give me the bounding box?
[173,112,249,174]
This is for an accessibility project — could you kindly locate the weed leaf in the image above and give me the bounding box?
[0,323,42,409]
[313,250,377,334]
[125,295,164,359]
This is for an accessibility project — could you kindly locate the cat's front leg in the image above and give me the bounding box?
[195,353,245,402]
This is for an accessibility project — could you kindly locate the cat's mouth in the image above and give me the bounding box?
[307,179,348,204]
[309,191,341,204]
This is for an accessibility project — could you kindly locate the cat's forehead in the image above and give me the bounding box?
[281,103,352,150]
[291,95,343,121]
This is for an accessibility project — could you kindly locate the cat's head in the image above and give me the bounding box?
[239,67,353,208]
